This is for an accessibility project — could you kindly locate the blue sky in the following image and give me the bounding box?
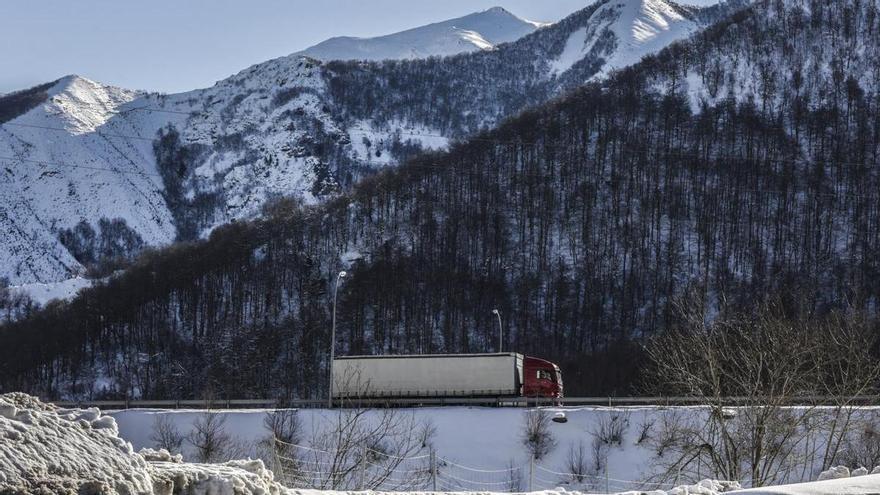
[0,1,718,94]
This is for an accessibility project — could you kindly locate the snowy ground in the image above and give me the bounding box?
[733,475,880,495]
[110,405,880,493]
[8,276,92,305]
[4,394,880,495]
[111,406,678,492]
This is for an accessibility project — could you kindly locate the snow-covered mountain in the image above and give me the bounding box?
[298,7,547,61]
[0,76,176,285]
[0,0,745,289]
[549,0,699,76]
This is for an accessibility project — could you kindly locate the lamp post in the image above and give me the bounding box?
[329,270,347,408]
[492,309,503,352]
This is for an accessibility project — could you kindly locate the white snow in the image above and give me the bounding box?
[818,466,852,481]
[0,75,186,285]
[0,1,709,288]
[0,392,299,494]
[0,392,154,494]
[106,405,866,494]
[550,26,592,76]
[8,276,92,305]
[298,7,545,62]
[550,0,697,77]
[5,393,880,495]
[731,474,880,495]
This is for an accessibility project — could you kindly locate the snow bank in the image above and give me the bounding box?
[149,458,289,495]
[0,392,153,494]
[0,393,291,495]
[816,465,880,481]
[730,474,880,495]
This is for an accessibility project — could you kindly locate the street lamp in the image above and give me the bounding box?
[492,309,503,352]
[329,270,347,408]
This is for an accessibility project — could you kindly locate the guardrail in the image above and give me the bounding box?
[50,395,880,410]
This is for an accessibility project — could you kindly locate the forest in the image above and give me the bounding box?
[0,0,878,400]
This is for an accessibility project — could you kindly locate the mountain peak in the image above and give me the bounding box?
[549,0,698,76]
[478,5,549,28]
[51,74,91,91]
[482,6,511,16]
[40,75,141,133]
[297,7,541,62]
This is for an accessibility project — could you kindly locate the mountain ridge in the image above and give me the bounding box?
[297,7,547,61]
[0,0,745,289]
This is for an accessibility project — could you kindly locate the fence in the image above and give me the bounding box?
[268,436,688,493]
[267,435,834,493]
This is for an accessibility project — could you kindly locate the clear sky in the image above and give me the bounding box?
[0,0,719,94]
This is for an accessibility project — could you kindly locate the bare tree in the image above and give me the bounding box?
[649,409,688,459]
[188,412,233,463]
[645,296,880,486]
[841,413,880,471]
[590,436,609,473]
[150,414,184,454]
[593,411,630,446]
[566,441,590,483]
[257,408,305,477]
[274,367,435,490]
[812,312,880,469]
[636,417,655,445]
[521,409,557,461]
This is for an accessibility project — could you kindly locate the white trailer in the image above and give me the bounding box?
[332,353,525,398]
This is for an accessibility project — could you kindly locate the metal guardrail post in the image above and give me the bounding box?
[359,443,367,491]
[605,466,609,494]
[528,455,534,492]
[431,449,437,492]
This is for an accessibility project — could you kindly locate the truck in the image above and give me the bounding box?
[331,352,563,399]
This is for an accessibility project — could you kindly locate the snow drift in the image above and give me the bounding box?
[0,392,290,494]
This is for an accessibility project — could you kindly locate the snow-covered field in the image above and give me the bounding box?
[4,393,880,495]
[8,276,92,305]
[109,405,880,494]
[113,406,667,492]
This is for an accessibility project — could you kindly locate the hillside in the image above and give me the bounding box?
[297,7,546,61]
[0,0,738,288]
[0,0,877,401]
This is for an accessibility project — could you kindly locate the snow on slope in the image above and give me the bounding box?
[0,1,728,289]
[0,59,446,288]
[299,7,546,61]
[550,0,698,76]
[0,75,181,285]
[8,276,91,305]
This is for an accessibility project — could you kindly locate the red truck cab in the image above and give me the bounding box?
[523,356,563,398]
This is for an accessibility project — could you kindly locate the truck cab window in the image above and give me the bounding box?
[537,370,552,381]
